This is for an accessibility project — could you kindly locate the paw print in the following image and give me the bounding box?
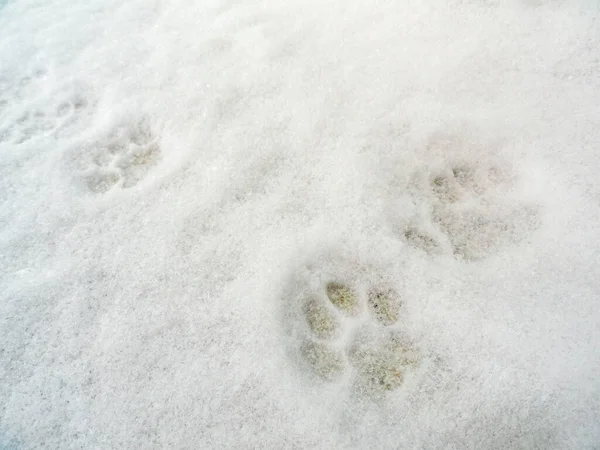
[290,277,420,398]
[0,69,92,145]
[367,289,400,326]
[402,132,540,261]
[79,118,161,193]
[6,96,88,144]
[348,327,419,393]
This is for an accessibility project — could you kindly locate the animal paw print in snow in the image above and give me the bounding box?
[403,133,540,260]
[0,82,91,145]
[298,281,418,395]
[82,118,161,193]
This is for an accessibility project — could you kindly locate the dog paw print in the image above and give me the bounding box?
[292,279,420,398]
[403,132,540,261]
[80,118,161,193]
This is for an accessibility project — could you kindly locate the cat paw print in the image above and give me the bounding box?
[4,95,88,144]
[293,280,419,397]
[0,70,93,145]
[79,118,161,193]
[402,132,540,261]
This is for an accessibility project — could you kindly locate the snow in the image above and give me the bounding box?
[1,0,599,448]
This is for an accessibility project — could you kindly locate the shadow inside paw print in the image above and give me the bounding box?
[81,118,161,193]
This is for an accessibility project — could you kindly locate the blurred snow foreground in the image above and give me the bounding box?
[1,0,599,448]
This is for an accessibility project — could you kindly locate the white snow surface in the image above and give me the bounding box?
[1,0,600,448]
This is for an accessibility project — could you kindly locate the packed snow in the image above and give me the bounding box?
[1,0,599,448]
